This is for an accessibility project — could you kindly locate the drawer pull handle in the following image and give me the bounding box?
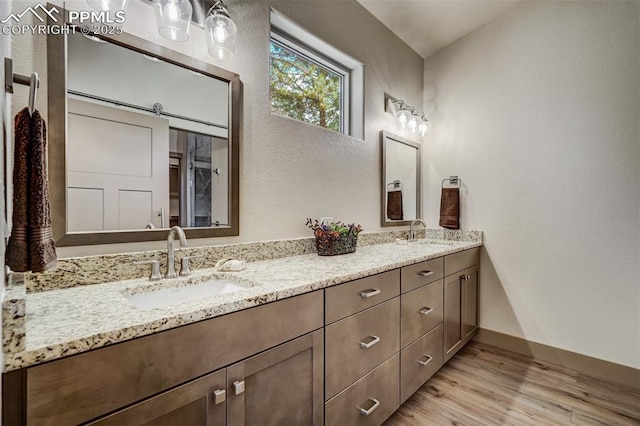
[360,288,381,298]
[233,380,245,395]
[419,307,433,316]
[418,355,433,366]
[213,389,226,404]
[418,270,434,277]
[358,397,381,416]
[360,335,381,349]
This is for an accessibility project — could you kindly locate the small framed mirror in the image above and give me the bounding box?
[380,131,421,226]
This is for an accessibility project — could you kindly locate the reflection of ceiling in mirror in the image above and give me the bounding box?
[67,33,229,138]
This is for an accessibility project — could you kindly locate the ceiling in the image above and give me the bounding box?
[357,0,522,58]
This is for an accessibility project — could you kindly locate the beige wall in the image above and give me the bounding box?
[11,0,423,256]
[423,1,640,368]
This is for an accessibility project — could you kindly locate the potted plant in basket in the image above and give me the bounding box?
[306,218,363,256]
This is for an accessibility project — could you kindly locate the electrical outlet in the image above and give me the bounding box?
[320,217,333,225]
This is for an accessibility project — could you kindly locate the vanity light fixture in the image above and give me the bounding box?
[154,0,193,42]
[385,96,431,138]
[205,0,238,60]
[87,0,127,12]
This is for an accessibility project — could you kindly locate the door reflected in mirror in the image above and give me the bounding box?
[380,131,422,226]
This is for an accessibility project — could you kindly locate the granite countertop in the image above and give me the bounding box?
[3,239,481,371]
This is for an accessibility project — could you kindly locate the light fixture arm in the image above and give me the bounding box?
[207,0,230,18]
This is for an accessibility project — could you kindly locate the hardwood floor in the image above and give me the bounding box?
[385,342,640,426]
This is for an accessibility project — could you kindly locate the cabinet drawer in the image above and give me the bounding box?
[400,279,443,348]
[400,324,444,404]
[325,270,400,324]
[444,247,480,276]
[401,257,444,293]
[325,298,400,400]
[325,354,399,426]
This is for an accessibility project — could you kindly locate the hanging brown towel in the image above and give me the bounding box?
[6,108,57,273]
[387,190,403,220]
[6,108,31,272]
[439,187,460,229]
[28,110,57,272]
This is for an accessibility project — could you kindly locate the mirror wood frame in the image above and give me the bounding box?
[380,131,422,227]
[47,19,241,246]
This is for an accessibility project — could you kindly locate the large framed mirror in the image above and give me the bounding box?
[380,131,421,226]
[48,26,240,246]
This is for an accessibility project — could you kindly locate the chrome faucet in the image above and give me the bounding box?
[408,219,426,242]
[166,226,187,278]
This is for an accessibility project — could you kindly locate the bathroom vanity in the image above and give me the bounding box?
[2,241,480,425]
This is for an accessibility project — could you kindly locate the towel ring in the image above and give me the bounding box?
[4,58,39,115]
[387,180,402,191]
[441,176,462,189]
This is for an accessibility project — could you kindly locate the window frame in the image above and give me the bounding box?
[270,9,364,139]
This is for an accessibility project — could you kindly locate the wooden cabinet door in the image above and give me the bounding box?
[227,330,324,426]
[463,265,479,340]
[88,369,226,426]
[444,272,463,362]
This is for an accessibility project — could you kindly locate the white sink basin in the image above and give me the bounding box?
[124,279,252,310]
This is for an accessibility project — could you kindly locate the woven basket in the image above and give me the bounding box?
[315,233,358,256]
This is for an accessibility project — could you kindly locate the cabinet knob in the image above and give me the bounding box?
[233,380,245,395]
[419,307,433,316]
[359,335,381,349]
[418,354,433,366]
[360,288,381,298]
[213,389,226,405]
[358,397,381,416]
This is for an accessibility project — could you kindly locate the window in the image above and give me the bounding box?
[269,10,364,138]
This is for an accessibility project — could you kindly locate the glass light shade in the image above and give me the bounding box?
[408,115,420,133]
[397,109,411,130]
[154,0,192,42]
[87,0,127,12]
[205,12,238,60]
[419,119,431,137]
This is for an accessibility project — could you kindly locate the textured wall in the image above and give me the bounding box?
[14,0,423,256]
[423,1,640,368]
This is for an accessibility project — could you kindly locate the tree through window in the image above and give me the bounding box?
[269,37,346,132]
